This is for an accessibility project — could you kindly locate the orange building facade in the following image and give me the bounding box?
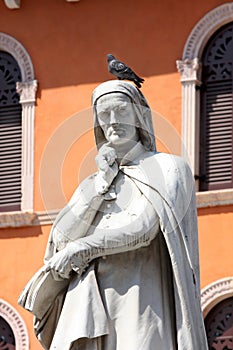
[0,0,232,349]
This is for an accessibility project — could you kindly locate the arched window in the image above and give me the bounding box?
[0,299,29,350]
[199,22,233,191]
[177,3,233,206]
[0,51,22,212]
[0,32,37,217]
[205,297,233,349]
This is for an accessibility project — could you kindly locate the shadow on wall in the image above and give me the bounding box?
[0,226,42,239]
[197,205,233,217]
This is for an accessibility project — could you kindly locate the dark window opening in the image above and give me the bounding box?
[199,22,233,191]
[0,51,22,212]
[0,316,15,350]
[205,297,233,350]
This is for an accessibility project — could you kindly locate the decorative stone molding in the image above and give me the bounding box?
[0,33,37,212]
[0,209,58,228]
[177,3,233,189]
[16,80,37,212]
[33,210,59,226]
[176,58,201,182]
[16,80,37,211]
[0,299,29,350]
[201,277,233,318]
[0,32,34,81]
[176,58,201,84]
[16,80,37,104]
[4,0,20,9]
[183,3,233,60]
[0,211,37,228]
[196,189,233,208]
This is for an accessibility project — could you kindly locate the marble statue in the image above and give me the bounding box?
[19,80,208,350]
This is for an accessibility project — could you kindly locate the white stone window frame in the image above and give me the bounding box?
[0,32,37,213]
[0,299,29,349]
[201,277,233,318]
[177,3,233,208]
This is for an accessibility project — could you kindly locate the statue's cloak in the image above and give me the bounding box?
[23,151,207,350]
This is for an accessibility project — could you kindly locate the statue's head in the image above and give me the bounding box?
[92,80,156,152]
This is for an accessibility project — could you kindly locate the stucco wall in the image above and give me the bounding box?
[0,0,232,348]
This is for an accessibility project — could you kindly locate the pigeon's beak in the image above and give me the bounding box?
[107,54,114,61]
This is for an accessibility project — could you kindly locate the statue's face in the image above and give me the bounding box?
[96,93,139,146]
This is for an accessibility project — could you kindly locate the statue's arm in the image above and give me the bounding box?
[46,210,160,278]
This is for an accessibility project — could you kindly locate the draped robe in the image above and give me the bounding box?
[33,144,208,350]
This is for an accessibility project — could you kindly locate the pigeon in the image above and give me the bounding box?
[107,54,144,88]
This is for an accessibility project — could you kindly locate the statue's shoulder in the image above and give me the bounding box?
[140,152,193,188]
[144,152,191,173]
[143,152,195,200]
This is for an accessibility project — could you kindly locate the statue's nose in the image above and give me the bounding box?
[110,110,118,124]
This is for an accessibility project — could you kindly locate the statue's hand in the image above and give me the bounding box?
[46,243,86,280]
[95,144,118,194]
[96,144,117,171]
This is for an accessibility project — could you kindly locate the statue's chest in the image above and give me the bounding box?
[90,173,158,232]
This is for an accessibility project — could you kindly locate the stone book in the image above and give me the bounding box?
[18,265,69,319]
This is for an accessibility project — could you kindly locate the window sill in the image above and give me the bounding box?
[196,189,233,208]
[0,210,59,228]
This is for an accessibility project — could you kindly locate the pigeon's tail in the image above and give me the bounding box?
[134,75,145,89]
